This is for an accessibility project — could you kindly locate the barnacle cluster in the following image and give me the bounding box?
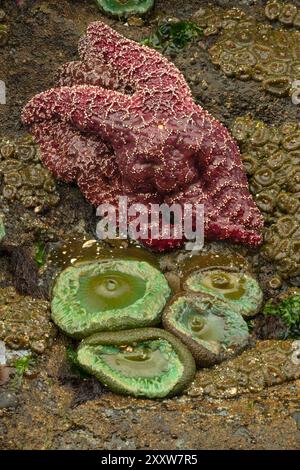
[231,116,300,278]
[0,9,8,47]
[265,1,300,28]
[189,340,300,398]
[0,136,60,210]
[207,8,300,96]
[264,288,300,338]
[0,287,56,353]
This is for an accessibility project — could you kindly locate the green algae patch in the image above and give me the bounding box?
[77,328,196,398]
[264,288,300,338]
[51,259,171,338]
[142,20,203,54]
[34,241,46,267]
[0,217,5,242]
[163,293,250,367]
[265,1,300,28]
[183,269,263,318]
[95,0,154,17]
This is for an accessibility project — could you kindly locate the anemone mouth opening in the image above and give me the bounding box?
[77,270,147,313]
[180,302,225,345]
[100,341,171,378]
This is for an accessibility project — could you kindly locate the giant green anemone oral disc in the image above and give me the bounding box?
[95,0,154,17]
[77,328,196,398]
[183,269,263,318]
[162,293,250,367]
[51,260,171,338]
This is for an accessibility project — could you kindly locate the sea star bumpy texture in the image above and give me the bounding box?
[22,21,263,251]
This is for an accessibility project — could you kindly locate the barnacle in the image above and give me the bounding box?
[77,328,196,398]
[95,0,154,17]
[0,287,56,353]
[231,115,300,278]
[51,259,171,338]
[0,136,60,210]
[162,293,250,367]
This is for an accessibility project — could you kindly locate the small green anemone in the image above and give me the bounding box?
[163,293,250,367]
[51,259,171,338]
[77,328,196,398]
[183,269,263,318]
[95,0,154,17]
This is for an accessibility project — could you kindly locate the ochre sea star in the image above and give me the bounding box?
[22,21,263,251]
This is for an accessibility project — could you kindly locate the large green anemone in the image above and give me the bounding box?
[51,259,171,338]
[183,269,263,318]
[95,0,154,17]
[162,293,250,367]
[77,328,196,398]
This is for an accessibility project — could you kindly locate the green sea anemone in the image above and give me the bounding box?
[183,269,263,318]
[51,259,171,338]
[95,0,154,18]
[162,293,250,367]
[142,20,203,53]
[77,328,196,398]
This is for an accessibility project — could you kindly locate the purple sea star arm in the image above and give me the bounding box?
[81,22,192,99]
